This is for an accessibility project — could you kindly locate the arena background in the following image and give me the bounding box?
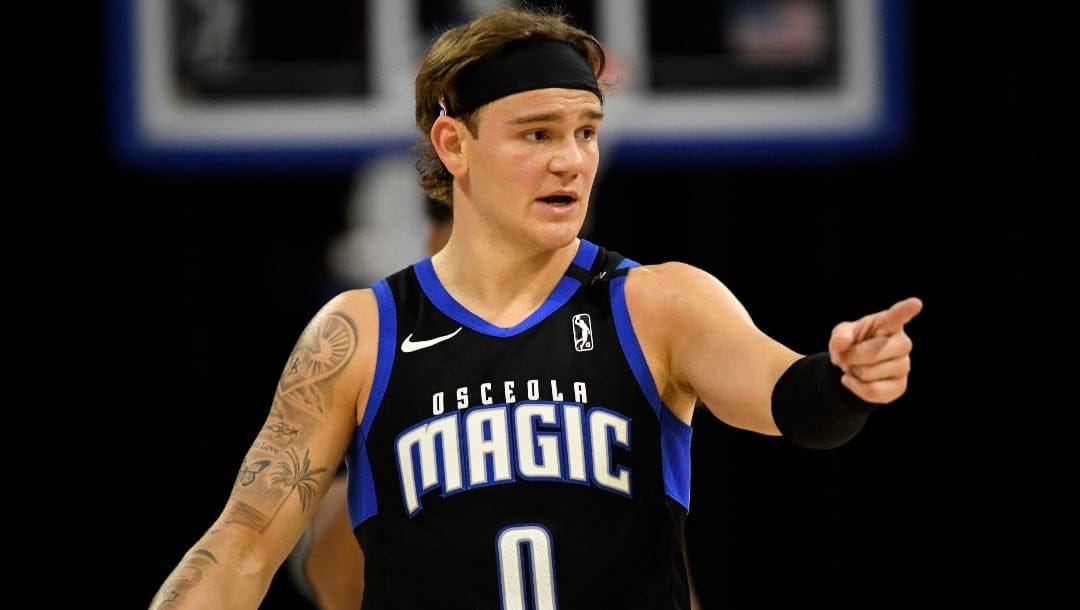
[23,2,1055,608]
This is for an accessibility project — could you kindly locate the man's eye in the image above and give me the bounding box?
[578,128,596,141]
[525,130,548,142]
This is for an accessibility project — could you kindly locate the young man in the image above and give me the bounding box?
[151,7,921,609]
[288,199,704,610]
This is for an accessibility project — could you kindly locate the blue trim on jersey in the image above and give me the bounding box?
[412,239,600,337]
[609,266,693,511]
[349,279,399,527]
[361,279,398,440]
[572,239,599,270]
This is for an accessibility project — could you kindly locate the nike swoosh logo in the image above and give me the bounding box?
[400,327,463,353]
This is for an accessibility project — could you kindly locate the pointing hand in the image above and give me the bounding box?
[828,297,924,404]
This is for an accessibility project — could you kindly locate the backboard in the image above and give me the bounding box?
[107,0,908,171]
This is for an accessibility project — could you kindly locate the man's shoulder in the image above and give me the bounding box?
[622,261,728,308]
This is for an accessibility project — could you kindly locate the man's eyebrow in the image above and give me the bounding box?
[510,109,605,124]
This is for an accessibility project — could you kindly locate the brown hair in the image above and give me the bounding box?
[413,6,608,207]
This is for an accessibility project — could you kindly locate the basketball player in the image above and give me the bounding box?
[288,183,704,610]
[151,6,921,609]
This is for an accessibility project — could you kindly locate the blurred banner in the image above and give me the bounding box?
[107,0,908,171]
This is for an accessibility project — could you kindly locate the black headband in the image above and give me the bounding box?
[450,38,602,116]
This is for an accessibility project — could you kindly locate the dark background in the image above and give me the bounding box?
[24,2,1057,608]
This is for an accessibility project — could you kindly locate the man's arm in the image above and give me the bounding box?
[626,262,920,441]
[150,290,376,609]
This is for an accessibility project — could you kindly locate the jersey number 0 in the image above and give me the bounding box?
[496,524,557,610]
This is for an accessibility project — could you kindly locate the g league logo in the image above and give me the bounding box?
[572,313,593,352]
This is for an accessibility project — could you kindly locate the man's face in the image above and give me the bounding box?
[461,87,604,252]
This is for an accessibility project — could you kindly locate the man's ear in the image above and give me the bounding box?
[431,116,467,176]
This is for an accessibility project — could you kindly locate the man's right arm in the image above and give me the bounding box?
[150,289,377,609]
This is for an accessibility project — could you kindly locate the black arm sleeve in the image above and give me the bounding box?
[770,352,877,449]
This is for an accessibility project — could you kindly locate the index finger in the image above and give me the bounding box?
[856,297,924,341]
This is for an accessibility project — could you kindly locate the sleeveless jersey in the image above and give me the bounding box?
[346,239,693,610]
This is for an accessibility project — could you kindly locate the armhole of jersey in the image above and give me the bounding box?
[348,278,398,527]
[361,279,397,437]
[610,265,662,417]
[610,266,693,511]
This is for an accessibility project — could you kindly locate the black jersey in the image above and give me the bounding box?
[345,239,693,610]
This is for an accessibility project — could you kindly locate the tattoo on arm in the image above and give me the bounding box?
[226,447,329,531]
[262,420,299,447]
[236,458,272,487]
[155,311,359,607]
[152,549,218,608]
[220,312,355,531]
[276,312,357,415]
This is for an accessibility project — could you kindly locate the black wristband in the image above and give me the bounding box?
[770,352,876,449]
